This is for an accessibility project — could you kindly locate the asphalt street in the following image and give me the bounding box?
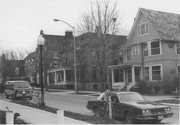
[44,91,179,124]
[0,92,179,124]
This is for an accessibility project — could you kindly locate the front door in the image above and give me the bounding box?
[134,67,141,82]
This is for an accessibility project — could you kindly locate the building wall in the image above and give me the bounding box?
[123,13,180,83]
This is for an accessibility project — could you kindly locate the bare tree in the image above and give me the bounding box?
[77,0,126,91]
[2,49,31,60]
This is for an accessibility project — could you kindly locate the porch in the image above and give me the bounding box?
[47,67,74,87]
[108,63,142,91]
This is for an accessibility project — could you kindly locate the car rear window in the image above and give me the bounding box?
[119,93,145,102]
[13,81,31,88]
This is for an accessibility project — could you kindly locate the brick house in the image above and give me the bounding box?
[25,30,127,90]
[24,30,74,88]
[76,32,127,90]
[109,8,180,93]
[24,52,37,84]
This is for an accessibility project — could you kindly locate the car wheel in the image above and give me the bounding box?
[125,111,135,124]
[12,94,16,100]
[154,119,162,123]
[93,107,100,118]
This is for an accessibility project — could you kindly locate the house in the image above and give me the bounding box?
[109,8,180,93]
[24,52,37,84]
[76,32,127,90]
[0,53,26,82]
[24,30,74,88]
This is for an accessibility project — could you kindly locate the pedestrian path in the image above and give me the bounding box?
[0,100,90,124]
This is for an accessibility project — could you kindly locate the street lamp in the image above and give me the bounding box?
[37,33,45,106]
[53,19,78,94]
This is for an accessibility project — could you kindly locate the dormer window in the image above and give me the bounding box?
[137,23,149,36]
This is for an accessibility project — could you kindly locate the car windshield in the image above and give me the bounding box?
[119,93,145,102]
[13,81,31,88]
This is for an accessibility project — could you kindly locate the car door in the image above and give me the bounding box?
[111,94,123,118]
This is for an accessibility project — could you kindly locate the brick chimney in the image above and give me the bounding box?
[65,31,73,39]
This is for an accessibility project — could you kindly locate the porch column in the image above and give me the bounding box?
[55,71,57,85]
[111,69,114,84]
[132,66,135,82]
[63,69,66,84]
[47,72,49,85]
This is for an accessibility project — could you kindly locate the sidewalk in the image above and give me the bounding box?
[0,100,90,124]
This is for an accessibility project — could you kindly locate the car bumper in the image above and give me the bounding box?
[136,112,173,120]
[16,93,32,98]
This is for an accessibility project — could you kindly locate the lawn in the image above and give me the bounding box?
[12,100,124,124]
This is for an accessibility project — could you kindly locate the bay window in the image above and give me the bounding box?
[151,41,160,55]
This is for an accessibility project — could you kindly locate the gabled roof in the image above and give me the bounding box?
[128,8,180,42]
[141,8,180,42]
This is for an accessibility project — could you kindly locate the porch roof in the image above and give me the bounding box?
[108,62,141,69]
[47,66,73,72]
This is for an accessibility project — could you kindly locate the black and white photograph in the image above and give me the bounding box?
[0,0,179,124]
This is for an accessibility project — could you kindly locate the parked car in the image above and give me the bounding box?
[86,91,173,123]
[4,80,33,100]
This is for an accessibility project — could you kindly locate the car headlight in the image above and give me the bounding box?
[165,107,171,111]
[142,109,150,113]
[22,91,26,94]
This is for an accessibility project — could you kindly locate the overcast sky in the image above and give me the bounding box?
[0,0,180,52]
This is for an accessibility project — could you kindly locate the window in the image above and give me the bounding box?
[111,95,119,103]
[176,43,180,54]
[152,65,161,80]
[132,46,139,55]
[144,67,149,81]
[114,69,124,82]
[57,71,64,82]
[127,49,131,60]
[143,43,148,56]
[137,23,149,36]
[54,61,58,67]
[151,41,160,55]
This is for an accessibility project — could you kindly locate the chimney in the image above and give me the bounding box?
[65,31,73,39]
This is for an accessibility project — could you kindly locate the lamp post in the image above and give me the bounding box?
[37,33,45,106]
[53,19,78,94]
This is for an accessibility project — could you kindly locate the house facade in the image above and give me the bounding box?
[76,32,127,90]
[24,30,74,88]
[0,53,26,82]
[109,8,180,93]
[24,31,127,90]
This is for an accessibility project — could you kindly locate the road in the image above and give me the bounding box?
[0,91,179,124]
[44,92,179,124]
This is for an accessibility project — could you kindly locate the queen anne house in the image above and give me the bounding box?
[109,8,180,92]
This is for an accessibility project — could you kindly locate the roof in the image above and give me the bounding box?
[140,8,180,42]
[24,52,36,60]
[76,32,127,48]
